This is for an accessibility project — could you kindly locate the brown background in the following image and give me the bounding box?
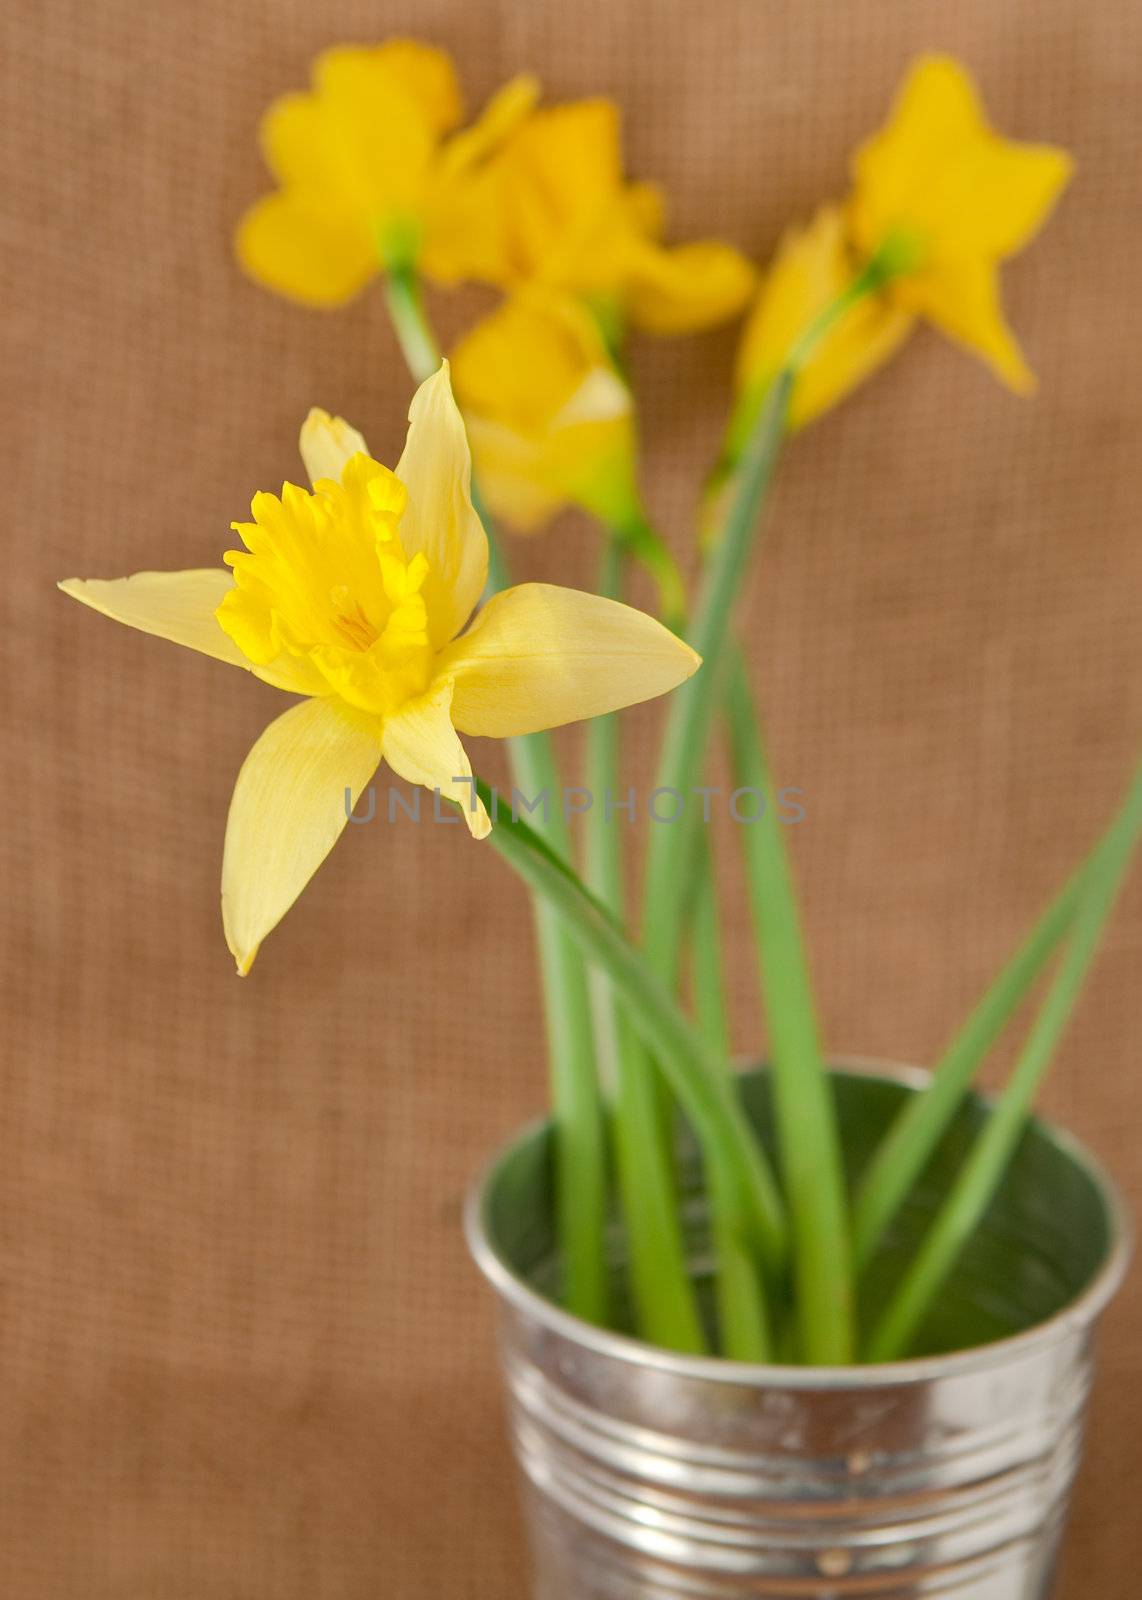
[4,0,1141,1594]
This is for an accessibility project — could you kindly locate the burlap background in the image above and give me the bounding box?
[4,0,1141,1593]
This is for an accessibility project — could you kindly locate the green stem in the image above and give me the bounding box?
[851,869,1084,1274]
[671,245,901,873]
[491,612,608,1332]
[641,370,793,990]
[725,652,854,1364]
[785,250,897,373]
[381,269,441,383]
[586,538,704,1352]
[708,1160,773,1360]
[584,538,627,926]
[592,526,769,1357]
[688,828,771,1359]
[865,759,1142,1362]
[479,779,789,1286]
[380,269,608,1328]
[689,834,732,1067]
[599,375,791,1351]
[584,544,625,1081]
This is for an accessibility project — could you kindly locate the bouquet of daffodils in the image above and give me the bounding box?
[62,45,1141,1366]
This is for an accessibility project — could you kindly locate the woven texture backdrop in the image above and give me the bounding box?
[4,0,1141,1594]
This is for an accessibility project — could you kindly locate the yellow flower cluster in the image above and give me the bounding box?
[236,40,758,534]
[236,46,1073,530]
[61,43,1074,972]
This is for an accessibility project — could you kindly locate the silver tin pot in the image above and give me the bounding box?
[466,1064,1130,1599]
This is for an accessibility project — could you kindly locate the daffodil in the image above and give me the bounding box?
[848,54,1073,392]
[733,206,914,437]
[235,40,538,306]
[60,367,699,973]
[450,290,640,532]
[429,97,755,341]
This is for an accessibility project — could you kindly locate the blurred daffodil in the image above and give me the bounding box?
[450,290,640,533]
[848,54,1073,392]
[430,98,755,342]
[701,208,912,541]
[733,205,914,438]
[60,367,699,973]
[704,58,1072,543]
[236,40,538,306]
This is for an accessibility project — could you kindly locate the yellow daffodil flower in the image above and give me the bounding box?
[428,98,756,340]
[450,290,640,532]
[848,54,1073,392]
[236,40,538,306]
[734,206,914,435]
[60,366,699,974]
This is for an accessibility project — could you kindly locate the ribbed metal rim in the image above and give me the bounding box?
[465,1058,1133,1389]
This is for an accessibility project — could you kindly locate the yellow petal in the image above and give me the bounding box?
[850,55,1073,265]
[464,408,637,533]
[314,41,462,138]
[433,98,626,289]
[946,139,1073,260]
[624,180,666,241]
[60,570,248,663]
[304,44,453,231]
[437,73,540,180]
[861,54,988,171]
[299,408,370,487]
[513,99,624,242]
[460,416,567,531]
[422,78,541,283]
[222,696,383,974]
[259,91,333,193]
[380,677,490,838]
[61,569,328,697]
[395,363,488,648]
[440,583,700,738]
[624,238,757,334]
[448,289,639,529]
[901,255,1035,393]
[235,192,377,308]
[250,43,459,276]
[450,290,601,429]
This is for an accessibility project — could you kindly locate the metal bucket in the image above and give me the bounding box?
[466,1064,1131,1599]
